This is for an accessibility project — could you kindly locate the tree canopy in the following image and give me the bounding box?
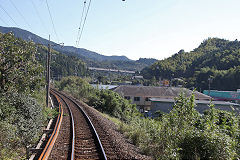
[0,32,43,93]
[36,45,88,80]
[141,38,240,91]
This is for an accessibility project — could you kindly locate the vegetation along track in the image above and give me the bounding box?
[47,89,107,160]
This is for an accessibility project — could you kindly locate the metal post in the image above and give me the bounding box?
[46,35,51,107]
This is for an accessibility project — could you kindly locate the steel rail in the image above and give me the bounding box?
[52,88,107,160]
[38,92,63,160]
[50,89,75,160]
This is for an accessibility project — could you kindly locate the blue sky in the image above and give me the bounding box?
[1,0,240,60]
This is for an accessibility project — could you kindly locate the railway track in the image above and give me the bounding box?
[39,89,107,160]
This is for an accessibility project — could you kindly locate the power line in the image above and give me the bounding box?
[0,15,9,27]
[30,0,49,33]
[45,0,60,43]
[76,1,87,46]
[8,0,45,45]
[30,0,50,45]
[76,0,87,47]
[9,0,32,30]
[76,0,92,47]
[0,3,18,27]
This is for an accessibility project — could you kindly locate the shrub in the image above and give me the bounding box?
[89,89,139,121]
[56,76,94,100]
[0,92,43,158]
[179,130,235,160]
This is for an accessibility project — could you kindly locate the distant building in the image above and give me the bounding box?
[203,90,240,103]
[113,85,240,116]
[91,84,118,90]
[150,98,240,116]
[113,85,210,113]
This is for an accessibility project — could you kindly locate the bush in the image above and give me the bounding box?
[179,130,235,160]
[88,89,140,121]
[0,92,43,158]
[56,76,94,100]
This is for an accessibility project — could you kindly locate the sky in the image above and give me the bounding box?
[1,0,240,60]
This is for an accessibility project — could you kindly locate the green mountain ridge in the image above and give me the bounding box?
[0,26,157,71]
[141,38,240,91]
[0,26,130,62]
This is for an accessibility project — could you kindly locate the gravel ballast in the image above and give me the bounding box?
[73,97,152,160]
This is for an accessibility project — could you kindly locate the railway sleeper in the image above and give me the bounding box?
[75,153,101,158]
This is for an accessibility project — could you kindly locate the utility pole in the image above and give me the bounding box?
[46,35,51,108]
[46,36,64,107]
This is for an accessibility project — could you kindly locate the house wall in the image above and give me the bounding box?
[151,102,173,115]
[125,96,151,112]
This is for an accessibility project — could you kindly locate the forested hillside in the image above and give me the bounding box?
[36,46,88,79]
[141,38,240,91]
[0,26,131,62]
[87,58,157,71]
[0,26,157,72]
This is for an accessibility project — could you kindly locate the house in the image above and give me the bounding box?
[113,85,240,116]
[113,85,210,113]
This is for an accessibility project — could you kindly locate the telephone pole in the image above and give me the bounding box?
[46,35,51,108]
[46,35,64,107]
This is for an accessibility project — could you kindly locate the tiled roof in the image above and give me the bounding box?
[113,85,210,100]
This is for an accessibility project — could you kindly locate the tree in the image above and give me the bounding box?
[0,32,45,159]
[0,32,43,93]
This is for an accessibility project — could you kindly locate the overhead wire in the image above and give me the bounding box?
[0,15,9,27]
[45,0,60,43]
[7,0,45,45]
[75,0,87,47]
[30,0,49,34]
[76,0,92,47]
[0,2,44,46]
[9,0,32,31]
[0,3,19,27]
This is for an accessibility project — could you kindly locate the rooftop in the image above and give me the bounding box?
[113,85,211,100]
[91,84,118,90]
[150,98,240,106]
